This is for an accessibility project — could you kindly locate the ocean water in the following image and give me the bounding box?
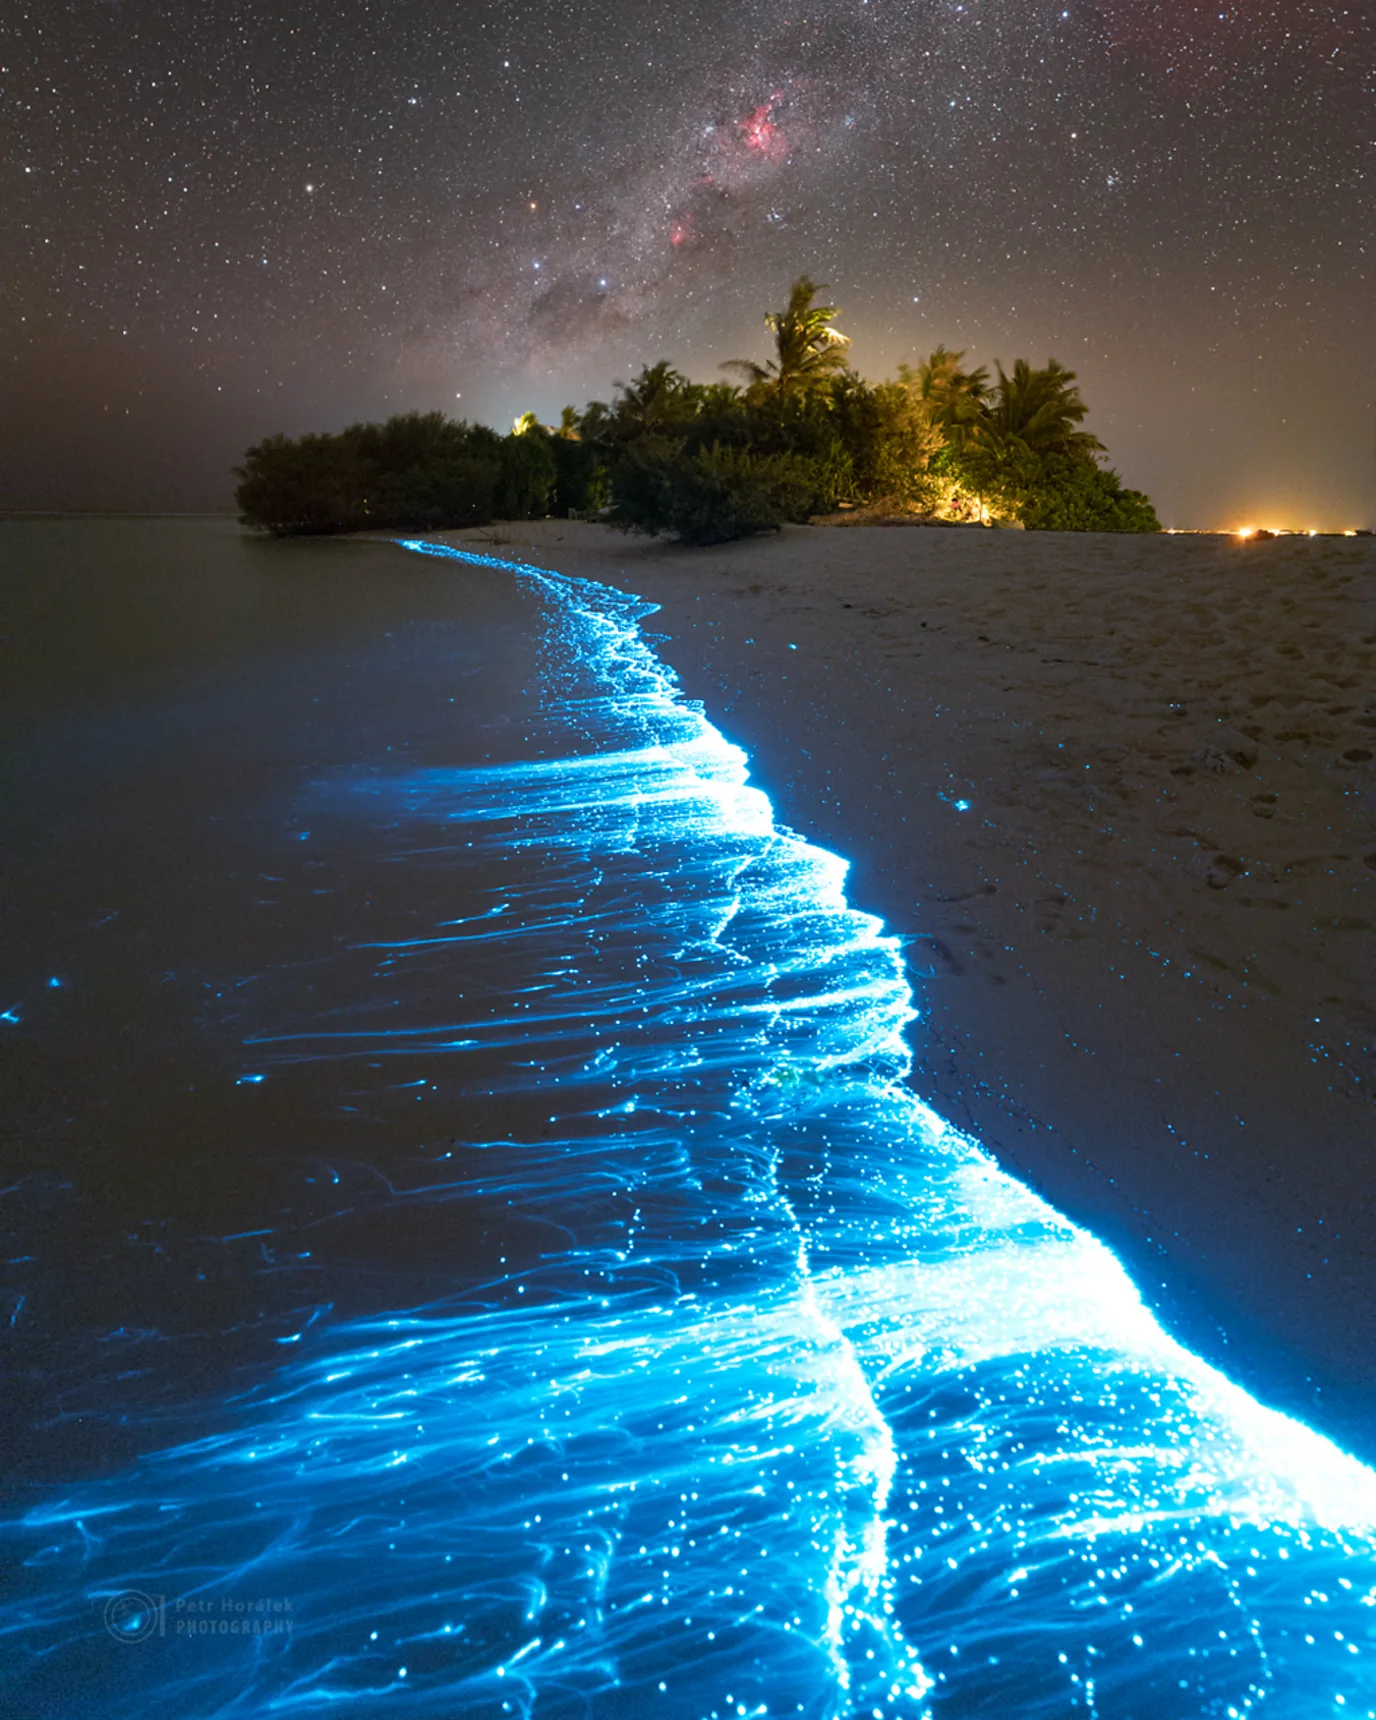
[3,521,1376,1718]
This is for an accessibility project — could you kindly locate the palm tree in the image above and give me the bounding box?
[900,346,991,449]
[611,361,701,436]
[723,275,853,394]
[979,358,1104,460]
[940,357,1105,523]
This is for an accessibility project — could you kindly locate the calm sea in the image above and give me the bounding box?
[3,518,1375,1718]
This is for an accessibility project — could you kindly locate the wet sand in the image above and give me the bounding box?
[424,520,1376,1457]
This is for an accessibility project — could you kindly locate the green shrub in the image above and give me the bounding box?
[375,457,499,530]
[496,429,557,519]
[235,413,508,535]
[551,434,610,516]
[1018,454,1162,532]
[351,412,474,474]
[607,441,816,545]
[234,433,373,535]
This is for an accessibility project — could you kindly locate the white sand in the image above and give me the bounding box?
[428,521,1376,1454]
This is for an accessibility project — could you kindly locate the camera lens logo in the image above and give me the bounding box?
[103,1591,163,1643]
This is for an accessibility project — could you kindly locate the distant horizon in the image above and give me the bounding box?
[4,347,1373,533]
[5,507,1372,536]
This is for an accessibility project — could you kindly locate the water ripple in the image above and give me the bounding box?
[3,540,1373,1718]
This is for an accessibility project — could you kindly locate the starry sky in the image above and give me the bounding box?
[4,0,1372,526]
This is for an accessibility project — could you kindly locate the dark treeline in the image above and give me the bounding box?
[235,277,1159,541]
[232,413,564,537]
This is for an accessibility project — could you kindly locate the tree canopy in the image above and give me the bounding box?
[723,276,854,395]
[235,280,1159,541]
[235,412,547,535]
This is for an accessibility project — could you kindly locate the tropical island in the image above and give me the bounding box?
[234,278,1160,541]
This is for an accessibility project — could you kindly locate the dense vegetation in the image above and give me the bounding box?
[233,413,556,535]
[235,277,1159,539]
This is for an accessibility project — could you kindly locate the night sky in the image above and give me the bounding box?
[4,0,1372,526]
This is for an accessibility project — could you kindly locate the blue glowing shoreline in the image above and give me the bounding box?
[4,536,1375,1718]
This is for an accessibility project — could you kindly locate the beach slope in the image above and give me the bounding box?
[429,521,1375,1455]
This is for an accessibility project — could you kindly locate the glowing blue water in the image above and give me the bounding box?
[5,541,1376,1717]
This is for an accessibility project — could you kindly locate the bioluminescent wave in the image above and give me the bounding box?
[5,541,1376,1719]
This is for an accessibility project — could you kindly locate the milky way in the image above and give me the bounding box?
[3,0,1371,521]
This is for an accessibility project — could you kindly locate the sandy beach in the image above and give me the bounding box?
[424,520,1376,1456]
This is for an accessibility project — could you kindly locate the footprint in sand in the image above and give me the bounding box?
[910,934,966,977]
[1196,747,1238,774]
[1204,854,1247,891]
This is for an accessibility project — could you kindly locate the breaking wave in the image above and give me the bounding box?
[5,541,1375,1719]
